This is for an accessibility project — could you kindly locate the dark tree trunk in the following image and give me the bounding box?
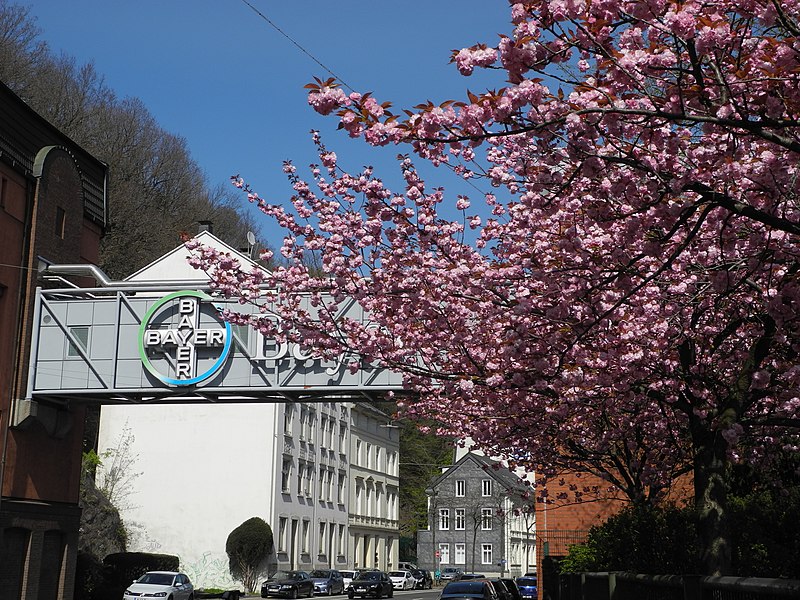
[690,413,732,576]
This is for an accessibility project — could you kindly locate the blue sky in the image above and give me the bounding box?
[26,1,512,244]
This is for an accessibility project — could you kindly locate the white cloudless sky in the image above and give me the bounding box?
[26,1,513,244]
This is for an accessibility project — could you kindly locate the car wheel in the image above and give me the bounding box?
[290,589,298,599]
[388,588,393,598]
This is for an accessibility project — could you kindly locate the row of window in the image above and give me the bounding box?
[277,516,347,556]
[453,478,493,497]
[437,542,494,565]
[285,405,348,453]
[283,460,347,504]
[438,508,494,531]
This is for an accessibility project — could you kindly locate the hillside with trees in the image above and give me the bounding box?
[0,0,266,278]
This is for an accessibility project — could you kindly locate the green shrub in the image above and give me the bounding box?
[226,517,274,592]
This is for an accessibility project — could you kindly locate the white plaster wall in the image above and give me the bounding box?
[97,402,279,589]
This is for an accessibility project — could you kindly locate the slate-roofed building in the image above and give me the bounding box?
[416,451,537,578]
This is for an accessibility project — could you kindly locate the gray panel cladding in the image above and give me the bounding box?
[29,288,403,402]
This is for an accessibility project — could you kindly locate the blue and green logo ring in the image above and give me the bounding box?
[137,290,232,386]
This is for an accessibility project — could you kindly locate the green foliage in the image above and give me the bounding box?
[729,486,800,578]
[561,504,702,575]
[558,544,598,573]
[226,517,274,592]
[397,418,453,537]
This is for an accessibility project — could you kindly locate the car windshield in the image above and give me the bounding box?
[311,570,332,578]
[138,573,175,586]
[341,571,356,578]
[516,578,536,585]
[355,572,380,581]
[271,571,299,580]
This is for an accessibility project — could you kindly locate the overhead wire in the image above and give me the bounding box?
[239,0,355,93]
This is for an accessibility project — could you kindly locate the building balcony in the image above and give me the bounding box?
[348,514,399,531]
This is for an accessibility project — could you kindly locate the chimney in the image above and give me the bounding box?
[198,220,213,234]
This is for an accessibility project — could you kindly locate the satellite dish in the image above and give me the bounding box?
[246,231,256,246]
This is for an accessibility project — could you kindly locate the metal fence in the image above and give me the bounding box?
[559,572,800,600]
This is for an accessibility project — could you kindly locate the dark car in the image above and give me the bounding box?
[347,571,394,599]
[311,569,345,596]
[411,569,433,590]
[440,580,499,600]
[488,579,521,600]
[514,577,537,600]
[262,570,315,598]
[459,574,486,581]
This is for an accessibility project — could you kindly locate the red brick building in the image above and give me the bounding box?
[0,80,107,600]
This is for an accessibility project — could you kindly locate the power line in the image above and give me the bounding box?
[239,0,355,93]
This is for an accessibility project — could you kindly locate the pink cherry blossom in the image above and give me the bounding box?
[202,0,800,577]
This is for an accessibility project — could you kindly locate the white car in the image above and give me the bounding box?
[388,570,415,590]
[123,571,194,600]
[340,570,358,590]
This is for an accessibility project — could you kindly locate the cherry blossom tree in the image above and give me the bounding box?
[190,0,800,575]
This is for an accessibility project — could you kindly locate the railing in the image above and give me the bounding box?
[559,572,800,600]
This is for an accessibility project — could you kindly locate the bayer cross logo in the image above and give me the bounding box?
[137,290,232,386]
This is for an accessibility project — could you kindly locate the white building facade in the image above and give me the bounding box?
[96,232,399,589]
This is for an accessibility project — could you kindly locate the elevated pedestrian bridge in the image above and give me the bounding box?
[24,278,403,408]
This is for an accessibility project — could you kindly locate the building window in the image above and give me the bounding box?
[455,543,466,565]
[299,409,307,441]
[338,524,346,555]
[284,404,294,436]
[278,517,288,551]
[338,472,346,504]
[455,509,465,530]
[302,520,310,553]
[66,326,89,358]
[297,461,305,496]
[281,459,292,493]
[0,176,7,209]
[319,522,327,556]
[367,443,373,469]
[55,206,66,238]
[439,543,450,564]
[481,544,493,565]
[439,508,450,530]
[455,479,465,497]
[305,464,314,497]
[356,440,362,465]
[319,466,326,500]
[339,424,347,453]
[482,479,492,496]
[481,508,493,530]
[306,410,315,441]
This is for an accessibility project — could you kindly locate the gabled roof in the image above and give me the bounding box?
[124,230,268,282]
[430,450,527,496]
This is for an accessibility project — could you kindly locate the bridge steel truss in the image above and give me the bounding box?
[22,283,404,411]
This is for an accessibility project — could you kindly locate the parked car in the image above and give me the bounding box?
[123,571,194,600]
[439,580,499,600]
[487,579,521,600]
[410,569,433,590]
[398,562,418,571]
[388,570,416,590]
[341,570,358,590]
[459,574,486,580]
[262,570,315,598]
[514,576,537,600]
[347,570,394,598]
[440,567,464,582]
[311,569,345,595]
